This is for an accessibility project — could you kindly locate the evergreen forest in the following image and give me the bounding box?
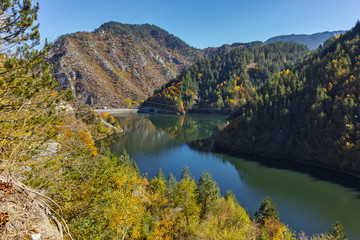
[218,22,360,176]
[145,42,308,113]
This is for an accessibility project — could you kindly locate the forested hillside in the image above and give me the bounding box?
[217,22,360,176]
[202,41,263,57]
[145,42,308,113]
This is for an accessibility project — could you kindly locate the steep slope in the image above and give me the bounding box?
[218,23,360,176]
[144,42,308,113]
[266,30,345,50]
[47,22,202,108]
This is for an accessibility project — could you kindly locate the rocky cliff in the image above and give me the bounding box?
[47,22,203,108]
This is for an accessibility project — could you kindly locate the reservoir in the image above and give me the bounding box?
[107,113,360,239]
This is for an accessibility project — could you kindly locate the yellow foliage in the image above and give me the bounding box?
[328,82,333,91]
[109,115,115,124]
[102,112,110,119]
[108,167,148,239]
[124,98,132,108]
[77,130,98,155]
[349,75,356,82]
[197,197,251,240]
[179,100,184,112]
[263,218,288,240]
[228,99,238,109]
[150,177,168,211]
[173,175,200,234]
[152,216,175,240]
[346,142,355,148]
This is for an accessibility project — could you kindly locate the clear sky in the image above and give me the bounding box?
[37,0,360,49]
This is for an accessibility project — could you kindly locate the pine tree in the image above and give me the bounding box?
[181,166,191,180]
[0,0,67,177]
[196,170,220,219]
[255,196,280,226]
[0,0,40,51]
[328,221,349,240]
[167,172,177,199]
[157,168,166,181]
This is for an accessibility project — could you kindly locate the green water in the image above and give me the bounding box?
[107,113,360,239]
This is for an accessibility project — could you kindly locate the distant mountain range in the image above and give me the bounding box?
[47,22,346,107]
[265,30,346,50]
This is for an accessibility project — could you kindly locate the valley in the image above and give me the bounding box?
[1,1,359,238]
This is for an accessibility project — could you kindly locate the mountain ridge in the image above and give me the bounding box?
[265,30,346,49]
[47,22,344,108]
[47,22,203,108]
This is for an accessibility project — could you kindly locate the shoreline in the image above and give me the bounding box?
[95,108,139,114]
[213,139,360,180]
[99,109,360,180]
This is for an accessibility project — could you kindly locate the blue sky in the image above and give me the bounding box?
[37,0,360,49]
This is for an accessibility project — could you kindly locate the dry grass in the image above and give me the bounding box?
[0,178,62,240]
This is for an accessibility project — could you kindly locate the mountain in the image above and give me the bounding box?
[47,22,343,108]
[202,41,263,58]
[217,23,360,176]
[265,30,346,50]
[47,22,264,108]
[144,42,308,113]
[47,22,202,108]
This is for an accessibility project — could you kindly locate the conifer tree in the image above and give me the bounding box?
[0,0,66,177]
[255,196,280,226]
[196,170,220,219]
[167,172,177,199]
[328,221,349,240]
[180,166,191,179]
[0,0,40,52]
[157,168,166,181]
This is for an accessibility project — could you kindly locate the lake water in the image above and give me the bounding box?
[107,113,360,239]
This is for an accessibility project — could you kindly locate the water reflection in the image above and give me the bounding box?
[191,139,360,195]
[106,113,360,239]
[108,114,181,154]
[149,114,226,142]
